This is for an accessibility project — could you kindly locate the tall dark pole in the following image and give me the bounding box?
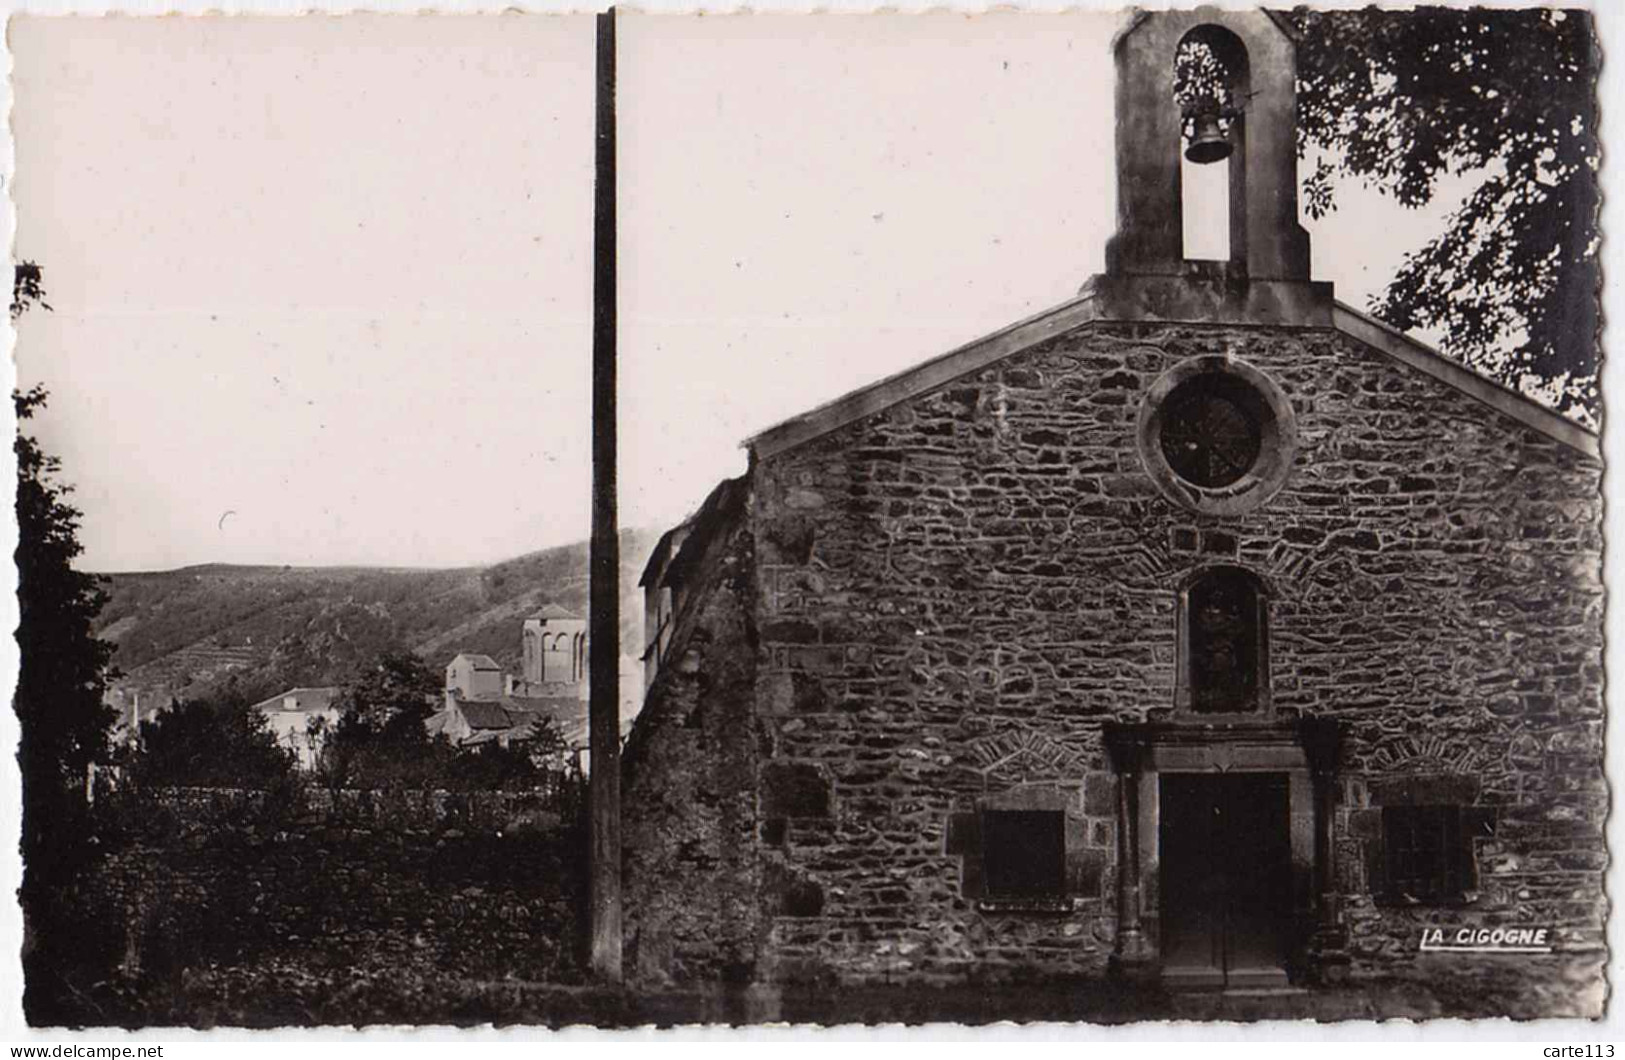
[589,6,623,983]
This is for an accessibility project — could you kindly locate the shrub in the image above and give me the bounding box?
[130,697,295,789]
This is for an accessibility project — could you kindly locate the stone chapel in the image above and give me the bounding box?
[621,9,1604,1004]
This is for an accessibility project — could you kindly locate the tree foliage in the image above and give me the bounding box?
[11,260,51,318]
[334,648,443,746]
[1174,36,1234,115]
[15,388,118,818]
[14,263,121,1020]
[130,695,294,789]
[316,648,570,791]
[1290,7,1600,421]
[13,266,117,863]
[318,649,438,789]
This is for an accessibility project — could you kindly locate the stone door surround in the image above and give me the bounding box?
[1104,718,1343,983]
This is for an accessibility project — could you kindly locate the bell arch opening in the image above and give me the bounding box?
[1173,25,1251,267]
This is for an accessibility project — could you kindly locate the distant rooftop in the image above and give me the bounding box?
[450,652,503,671]
[441,692,591,747]
[529,603,582,622]
[248,686,341,714]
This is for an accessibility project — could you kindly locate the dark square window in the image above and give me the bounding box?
[1381,805,1474,904]
[981,810,1066,897]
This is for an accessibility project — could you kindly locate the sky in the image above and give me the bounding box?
[616,11,1477,544]
[3,10,1557,572]
[11,15,596,571]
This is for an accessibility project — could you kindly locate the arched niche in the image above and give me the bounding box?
[1174,563,1273,717]
[1173,25,1250,264]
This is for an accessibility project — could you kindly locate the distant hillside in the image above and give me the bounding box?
[95,528,665,708]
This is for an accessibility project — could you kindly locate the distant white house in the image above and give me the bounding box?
[445,652,505,702]
[249,686,342,769]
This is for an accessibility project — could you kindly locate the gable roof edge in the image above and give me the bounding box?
[1332,301,1598,460]
[246,686,341,714]
[747,292,1103,461]
[742,291,1596,464]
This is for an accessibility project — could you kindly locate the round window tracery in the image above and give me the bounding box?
[1137,356,1297,516]
[1158,377,1263,487]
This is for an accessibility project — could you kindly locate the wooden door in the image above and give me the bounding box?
[1159,772,1291,987]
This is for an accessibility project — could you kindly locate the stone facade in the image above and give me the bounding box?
[523,607,588,688]
[621,483,765,985]
[751,320,1599,984]
[624,319,1602,1004]
[622,9,1603,1013]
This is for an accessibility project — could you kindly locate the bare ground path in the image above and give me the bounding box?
[75,955,1601,1028]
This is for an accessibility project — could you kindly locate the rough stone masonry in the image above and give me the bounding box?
[624,318,1601,1000]
[620,8,1603,1014]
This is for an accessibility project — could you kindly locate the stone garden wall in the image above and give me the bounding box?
[80,784,587,1002]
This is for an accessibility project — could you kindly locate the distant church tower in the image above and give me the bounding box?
[522,604,588,686]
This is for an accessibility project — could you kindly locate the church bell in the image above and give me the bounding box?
[1184,112,1232,165]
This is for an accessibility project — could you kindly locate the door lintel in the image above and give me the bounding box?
[1105,717,1338,773]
